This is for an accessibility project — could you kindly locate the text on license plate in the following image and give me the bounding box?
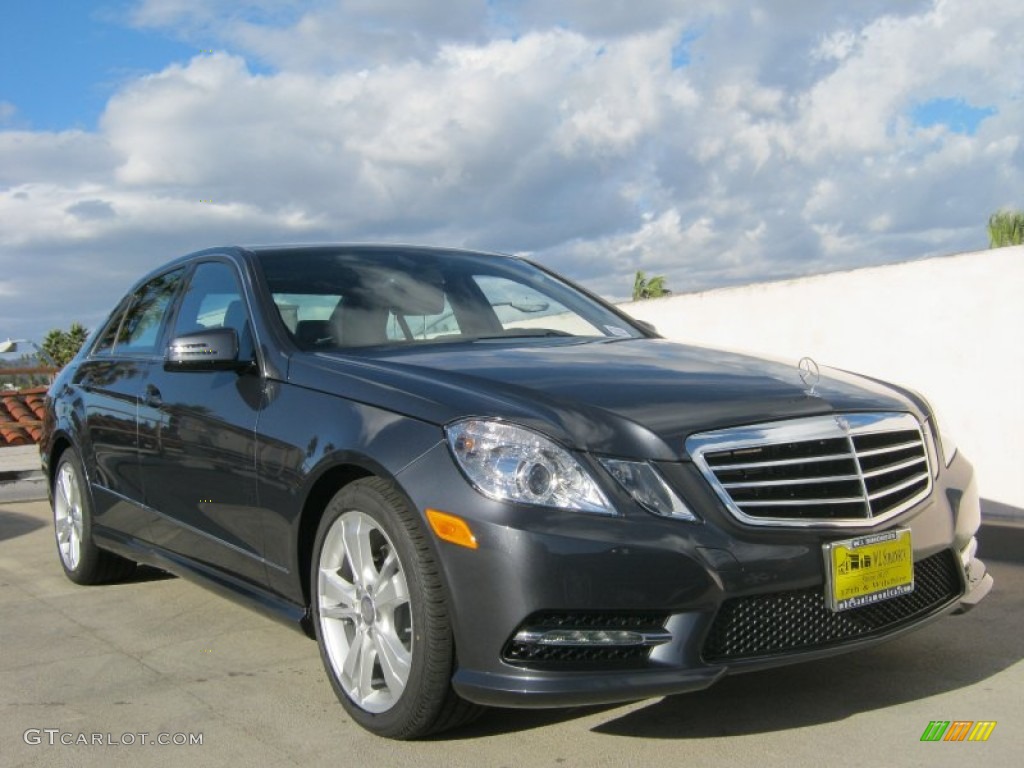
[823,529,914,612]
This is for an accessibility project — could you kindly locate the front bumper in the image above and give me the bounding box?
[398,444,991,709]
[953,541,993,614]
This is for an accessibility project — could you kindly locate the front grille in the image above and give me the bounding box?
[687,412,932,526]
[702,549,961,661]
[503,611,669,666]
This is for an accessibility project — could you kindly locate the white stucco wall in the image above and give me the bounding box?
[619,246,1024,513]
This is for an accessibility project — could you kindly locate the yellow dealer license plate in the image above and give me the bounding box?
[823,529,914,612]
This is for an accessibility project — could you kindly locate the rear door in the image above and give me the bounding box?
[76,268,184,537]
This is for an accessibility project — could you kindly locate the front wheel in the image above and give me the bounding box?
[311,477,482,738]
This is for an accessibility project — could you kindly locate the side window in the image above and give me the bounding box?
[91,303,129,356]
[111,269,185,356]
[270,293,342,348]
[173,262,255,360]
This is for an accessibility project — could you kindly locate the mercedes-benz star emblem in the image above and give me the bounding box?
[798,356,821,395]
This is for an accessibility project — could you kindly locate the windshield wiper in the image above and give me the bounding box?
[469,329,575,340]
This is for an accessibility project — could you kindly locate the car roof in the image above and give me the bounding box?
[237,243,517,260]
[127,243,523,291]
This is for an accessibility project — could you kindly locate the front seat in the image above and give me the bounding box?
[332,300,389,347]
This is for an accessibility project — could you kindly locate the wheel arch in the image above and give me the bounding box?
[44,431,75,494]
[295,458,454,636]
[297,463,373,615]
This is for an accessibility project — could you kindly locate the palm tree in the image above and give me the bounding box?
[988,209,1024,247]
[632,270,671,300]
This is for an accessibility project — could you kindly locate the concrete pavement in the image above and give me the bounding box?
[0,445,45,503]
[1,498,1021,767]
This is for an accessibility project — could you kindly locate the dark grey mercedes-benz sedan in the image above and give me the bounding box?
[41,244,992,738]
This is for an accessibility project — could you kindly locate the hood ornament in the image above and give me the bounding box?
[798,356,821,397]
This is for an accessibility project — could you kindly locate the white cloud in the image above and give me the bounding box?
[0,0,1021,344]
[813,29,861,62]
[796,0,1021,156]
[0,130,117,185]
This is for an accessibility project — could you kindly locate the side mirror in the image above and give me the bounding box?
[165,328,244,371]
[632,319,660,337]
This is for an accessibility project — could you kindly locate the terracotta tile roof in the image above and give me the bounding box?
[0,387,47,446]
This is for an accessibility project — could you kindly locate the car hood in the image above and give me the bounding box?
[289,338,922,461]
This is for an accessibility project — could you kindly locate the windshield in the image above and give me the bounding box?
[255,248,643,350]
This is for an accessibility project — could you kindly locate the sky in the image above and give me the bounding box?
[1,0,1021,347]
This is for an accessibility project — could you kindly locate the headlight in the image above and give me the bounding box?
[446,419,612,514]
[599,459,699,521]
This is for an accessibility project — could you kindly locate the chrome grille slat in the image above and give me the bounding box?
[687,413,933,528]
[709,453,853,471]
[722,473,861,489]
[867,473,930,501]
[860,456,927,479]
[738,497,867,507]
[855,441,923,458]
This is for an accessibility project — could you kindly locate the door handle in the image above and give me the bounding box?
[144,384,162,407]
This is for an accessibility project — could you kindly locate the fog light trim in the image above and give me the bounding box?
[513,627,672,648]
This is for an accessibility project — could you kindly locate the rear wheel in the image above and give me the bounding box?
[311,477,482,738]
[52,449,136,584]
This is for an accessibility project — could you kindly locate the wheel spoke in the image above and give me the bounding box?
[57,467,73,509]
[67,528,79,567]
[320,605,357,621]
[319,570,358,621]
[67,471,80,510]
[373,564,409,612]
[373,628,410,698]
[341,516,375,586]
[55,515,71,543]
[356,633,377,703]
[342,626,379,703]
[372,549,398,591]
[343,624,369,682]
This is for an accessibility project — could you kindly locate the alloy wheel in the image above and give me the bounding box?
[317,509,413,713]
[54,461,84,571]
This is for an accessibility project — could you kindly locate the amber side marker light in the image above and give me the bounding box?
[426,509,478,550]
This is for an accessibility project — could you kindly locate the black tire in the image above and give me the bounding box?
[52,449,137,585]
[310,477,483,739]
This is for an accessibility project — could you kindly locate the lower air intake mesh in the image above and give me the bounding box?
[703,549,961,661]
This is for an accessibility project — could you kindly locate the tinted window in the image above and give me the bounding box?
[256,248,640,349]
[109,269,185,356]
[91,302,129,356]
[173,261,255,360]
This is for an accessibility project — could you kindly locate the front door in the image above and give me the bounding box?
[137,259,266,585]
